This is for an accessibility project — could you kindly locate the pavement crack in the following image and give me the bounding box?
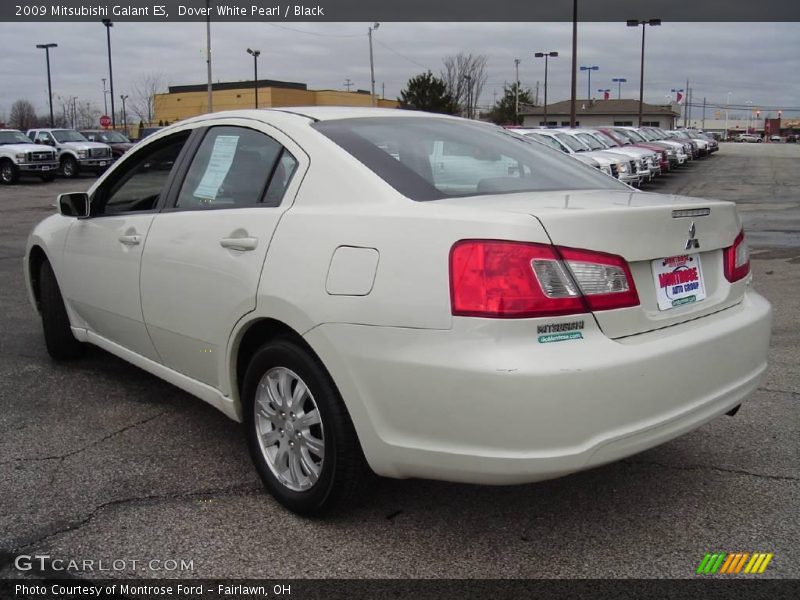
[623,459,798,482]
[8,482,263,555]
[0,410,170,468]
[759,386,800,397]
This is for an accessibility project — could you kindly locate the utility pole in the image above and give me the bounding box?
[368,22,380,107]
[701,97,706,130]
[343,78,353,92]
[382,82,385,99]
[684,78,689,127]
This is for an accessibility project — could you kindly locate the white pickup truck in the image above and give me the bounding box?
[26,128,114,178]
[0,129,59,184]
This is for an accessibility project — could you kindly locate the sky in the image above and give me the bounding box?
[1,21,798,122]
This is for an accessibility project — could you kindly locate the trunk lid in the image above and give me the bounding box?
[437,189,746,338]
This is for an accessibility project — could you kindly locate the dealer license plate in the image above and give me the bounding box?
[99,161,107,166]
[41,166,50,171]
[652,254,706,310]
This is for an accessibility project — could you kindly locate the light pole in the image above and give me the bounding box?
[368,22,380,107]
[35,43,57,127]
[101,78,108,115]
[101,19,116,129]
[579,65,598,99]
[70,96,78,129]
[120,94,128,135]
[246,48,261,108]
[598,88,610,100]
[627,18,661,127]
[534,51,558,127]
[612,77,627,98]
[570,0,577,127]
[206,0,213,112]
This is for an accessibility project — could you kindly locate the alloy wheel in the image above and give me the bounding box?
[254,366,325,492]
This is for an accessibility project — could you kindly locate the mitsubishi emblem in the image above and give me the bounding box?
[685,221,700,250]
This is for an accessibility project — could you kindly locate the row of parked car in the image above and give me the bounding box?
[504,126,718,187]
[0,126,162,185]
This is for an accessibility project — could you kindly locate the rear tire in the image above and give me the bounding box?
[60,155,79,178]
[242,338,367,515]
[0,159,18,185]
[39,260,84,360]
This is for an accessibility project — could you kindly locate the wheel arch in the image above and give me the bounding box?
[27,244,50,312]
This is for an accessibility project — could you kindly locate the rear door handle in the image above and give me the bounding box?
[220,237,259,251]
[118,234,141,246]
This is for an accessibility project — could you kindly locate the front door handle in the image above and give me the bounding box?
[220,237,258,251]
[118,234,141,246]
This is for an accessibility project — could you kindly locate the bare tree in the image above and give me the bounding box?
[76,101,102,129]
[130,73,166,126]
[441,53,488,119]
[9,99,38,130]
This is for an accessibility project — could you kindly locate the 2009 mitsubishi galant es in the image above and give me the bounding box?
[25,108,772,515]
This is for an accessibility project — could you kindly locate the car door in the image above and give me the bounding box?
[61,130,193,360]
[139,121,305,390]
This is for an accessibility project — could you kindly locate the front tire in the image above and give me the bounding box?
[39,260,84,360]
[60,155,79,178]
[242,339,367,515]
[0,159,19,185]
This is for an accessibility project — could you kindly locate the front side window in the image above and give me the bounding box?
[94,132,190,216]
[314,117,625,201]
[176,126,293,209]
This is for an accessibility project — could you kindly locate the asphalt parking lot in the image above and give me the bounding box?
[0,143,798,579]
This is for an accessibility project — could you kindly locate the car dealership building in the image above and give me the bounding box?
[152,78,399,126]
[521,99,681,129]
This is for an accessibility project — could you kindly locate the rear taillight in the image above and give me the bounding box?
[449,240,639,318]
[723,229,750,283]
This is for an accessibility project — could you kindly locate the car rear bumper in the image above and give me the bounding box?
[306,289,772,484]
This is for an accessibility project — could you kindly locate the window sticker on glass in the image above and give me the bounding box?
[193,135,240,200]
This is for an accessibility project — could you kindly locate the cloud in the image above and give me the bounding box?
[1,21,798,119]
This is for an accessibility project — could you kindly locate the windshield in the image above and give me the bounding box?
[615,129,645,143]
[593,131,620,147]
[638,129,657,141]
[553,132,587,152]
[99,131,130,143]
[575,133,604,150]
[525,132,566,152]
[52,130,88,143]
[313,117,627,201]
[0,130,32,144]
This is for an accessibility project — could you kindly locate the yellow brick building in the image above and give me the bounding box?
[152,79,398,125]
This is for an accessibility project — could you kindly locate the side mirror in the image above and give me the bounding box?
[58,192,90,218]
[42,139,55,146]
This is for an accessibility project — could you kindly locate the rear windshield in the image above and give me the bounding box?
[313,117,626,201]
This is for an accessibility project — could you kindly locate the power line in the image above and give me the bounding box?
[263,23,362,38]
[374,40,430,70]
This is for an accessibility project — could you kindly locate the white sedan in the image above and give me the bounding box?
[25,108,772,514]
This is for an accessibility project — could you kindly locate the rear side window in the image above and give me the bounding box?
[314,117,626,201]
[175,126,295,209]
